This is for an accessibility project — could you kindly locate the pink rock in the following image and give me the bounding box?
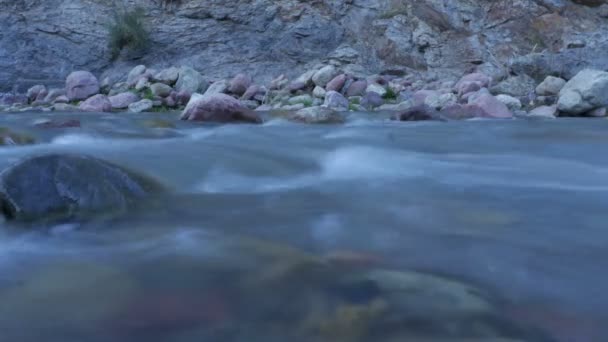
[109,92,140,109]
[440,104,485,120]
[413,90,439,106]
[325,74,347,92]
[66,71,100,101]
[470,94,513,118]
[176,91,191,106]
[180,93,262,123]
[346,80,368,97]
[454,73,491,96]
[228,74,252,96]
[241,85,260,100]
[79,94,111,112]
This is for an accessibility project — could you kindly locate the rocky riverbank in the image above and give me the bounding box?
[1,63,608,124]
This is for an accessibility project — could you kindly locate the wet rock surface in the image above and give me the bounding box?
[0,154,164,222]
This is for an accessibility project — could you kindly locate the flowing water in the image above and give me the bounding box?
[0,112,607,341]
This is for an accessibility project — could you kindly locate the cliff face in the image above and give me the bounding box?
[1,0,607,91]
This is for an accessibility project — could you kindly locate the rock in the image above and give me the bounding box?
[52,103,79,112]
[150,83,173,98]
[27,85,46,103]
[204,80,230,96]
[288,94,313,105]
[270,74,288,90]
[424,93,457,110]
[128,99,154,113]
[109,92,140,109]
[66,71,100,101]
[176,91,191,106]
[289,106,345,124]
[528,105,558,119]
[586,107,607,117]
[287,81,306,92]
[100,77,112,94]
[180,93,262,123]
[326,74,347,92]
[134,77,149,91]
[312,65,338,87]
[152,67,179,85]
[162,94,177,108]
[377,101,413,111]
[557,69,608,115]
[175,67,206,94]
[241,85,261,100]
[346,80,367,97]
[0,127,35,146]
[43,88,65,103]
[391,105,444,121]
[536,76,567,96]
[127,65,147,86]
[35,119,81,129]
[361,92,384,110]
[53,95,69,104]
[366,83,387,97]
[462,87,491,103]
[240,100,259,110]
[280,103,305,111]
[469,94,513,118]
[495,94,522,111]
[412,90,440,106]
[79,94,111,112]
[440,104,485,120]
[490,75,536,98]
[0,93,28,106]
[228,74,252,96]
[0,154,164,221]
[323,91,349,111]
[313,86,327,99]
[454,73,491,96]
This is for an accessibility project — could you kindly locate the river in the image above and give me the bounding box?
[0,111,607,341]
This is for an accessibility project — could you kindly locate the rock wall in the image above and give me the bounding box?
[1,0,607,91]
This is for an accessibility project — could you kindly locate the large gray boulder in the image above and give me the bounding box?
[180,93,262,123]
[0,154,164,222]
[66,71,100,101]
[557,69,608,115]
[175,67,206,94]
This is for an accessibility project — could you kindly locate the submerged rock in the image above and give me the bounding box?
[0,154,164,222]
[180,93,262,123]
[0,127,35,145]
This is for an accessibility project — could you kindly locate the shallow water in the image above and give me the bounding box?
[1,112,607,341]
